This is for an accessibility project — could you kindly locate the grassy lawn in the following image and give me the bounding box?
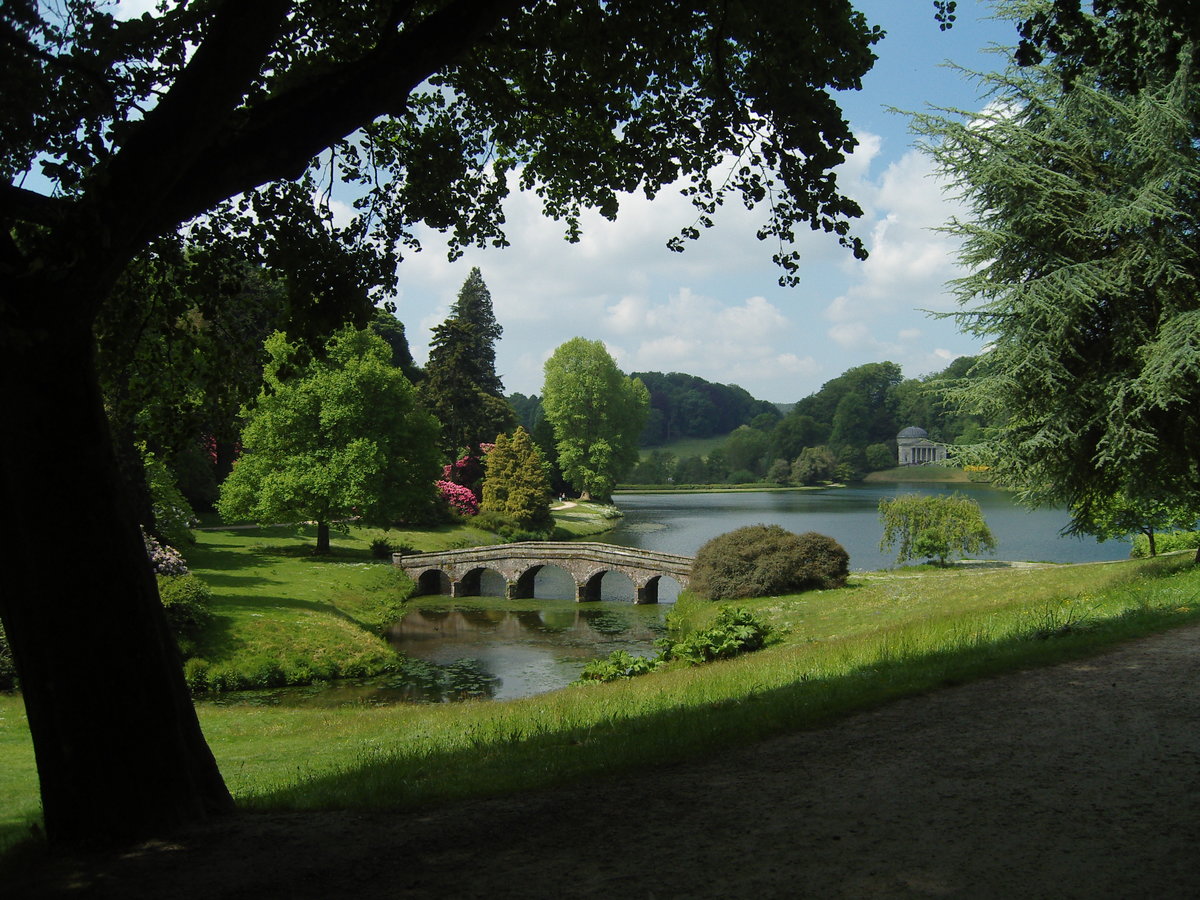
[638,434,728,461]
[863,466,972,483]
[549,500,624,538]
[3,548,1198,852]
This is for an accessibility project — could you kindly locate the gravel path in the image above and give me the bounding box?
[11,623,1200,898]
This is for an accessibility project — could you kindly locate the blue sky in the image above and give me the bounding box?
[109,1,1016,403]
[388,1,1017,402]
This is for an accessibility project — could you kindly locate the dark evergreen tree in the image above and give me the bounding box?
[913,5,1200,536]
[449,267,504,396]
[421,270,514,455]
[368,307,423,382]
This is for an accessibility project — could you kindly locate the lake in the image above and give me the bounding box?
[220,481,1127,707]
[605,482,1128,572]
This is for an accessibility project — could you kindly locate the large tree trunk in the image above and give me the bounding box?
[316,520,331,554]
[0,300,233,847]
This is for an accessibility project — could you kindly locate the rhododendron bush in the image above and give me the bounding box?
[437,480,479,516]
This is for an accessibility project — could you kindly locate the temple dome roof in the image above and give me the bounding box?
[897,426,928,439]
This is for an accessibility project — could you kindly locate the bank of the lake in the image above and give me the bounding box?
[863,465,973,483]
[5,552,1200,860]
[170,499,627,695]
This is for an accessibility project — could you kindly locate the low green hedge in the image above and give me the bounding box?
[1131,530,1200,558]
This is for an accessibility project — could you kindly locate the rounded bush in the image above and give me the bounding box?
[690,524,849,600]
[157,573,214,639]
[183,657,210,692]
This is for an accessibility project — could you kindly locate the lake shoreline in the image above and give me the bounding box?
[606,482,1127,570]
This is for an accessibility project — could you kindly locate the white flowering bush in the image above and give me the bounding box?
[142,528,189,576]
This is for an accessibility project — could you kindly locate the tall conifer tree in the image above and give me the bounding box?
[912,11,1200,537]
[421,268,514,455]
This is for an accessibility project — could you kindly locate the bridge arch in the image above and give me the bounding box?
[396,542,693,604]
[522,563,576,601]
[639,574,683,604]
[454,566,508,598]
[415,569,451,596]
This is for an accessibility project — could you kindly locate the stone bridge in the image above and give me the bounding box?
[393,541,693,604]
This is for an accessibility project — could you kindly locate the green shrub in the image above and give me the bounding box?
[472,509,552,542]
[866,442,895,471]
[370,537,395,559]
[660,606,772,664]
[156,574,213,641]
[141,443,198,546]
[471,509,517,535]
[1131,530,1200,558]
[690,524,849,600]
[578,649,657,682]
[577,606,771,683]
[205,663,245,693]
[183,657,210,692]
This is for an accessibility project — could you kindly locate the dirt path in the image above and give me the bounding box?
[12,624,1200,898]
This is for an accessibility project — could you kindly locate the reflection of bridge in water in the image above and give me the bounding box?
[394,541,693,604]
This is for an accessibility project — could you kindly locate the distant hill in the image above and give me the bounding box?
[632,371,781,446]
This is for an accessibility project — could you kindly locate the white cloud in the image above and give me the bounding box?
[393,127,982,399]
[594,289,808,393]
[811,143,979,379]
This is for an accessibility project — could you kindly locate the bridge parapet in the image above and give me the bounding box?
[394,541,693,603]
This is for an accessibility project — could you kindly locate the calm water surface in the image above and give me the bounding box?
[214,569,671,708]
[606,482,1127,571]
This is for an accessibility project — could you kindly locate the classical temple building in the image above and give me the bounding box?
[896,426,947,466]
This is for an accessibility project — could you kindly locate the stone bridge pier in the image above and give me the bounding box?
[393,541,693,604]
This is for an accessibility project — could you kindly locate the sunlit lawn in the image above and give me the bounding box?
[4,551,1197,853]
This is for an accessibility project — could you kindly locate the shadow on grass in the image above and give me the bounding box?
[244,602,1200,815]
[198,571,281,589]
[209,591,363,620]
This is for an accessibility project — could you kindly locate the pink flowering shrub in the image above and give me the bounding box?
[442,453,485,498]
[437,480,479,516]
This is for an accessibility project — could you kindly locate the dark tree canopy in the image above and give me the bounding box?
[1,0,888,846]
[368,307,423,382]
[635,371,780,445]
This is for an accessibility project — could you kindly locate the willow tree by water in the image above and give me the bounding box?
[879,493,996,567]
